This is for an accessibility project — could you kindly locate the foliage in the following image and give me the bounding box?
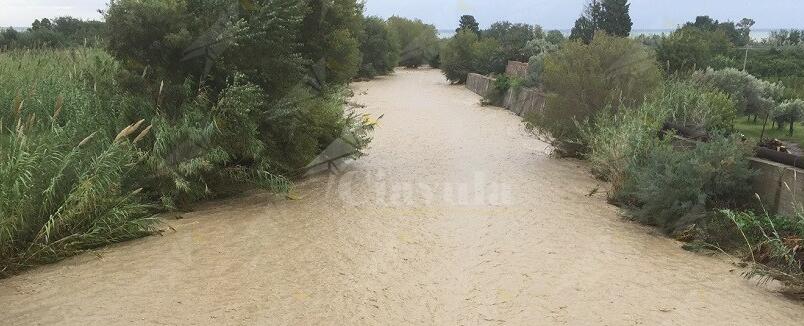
[596,0,633,38]
[656,79,737,131]
[483,75,523,107]
[742,47,804,82]
[570,0,633,43]
[531,33,661,154]
[471,37,505,76]
[772,100,804,136]
[581,102,670,194]
[618,135,754,232]
[482,21,539,63]
[764,29,804,46]
[440,31,480,84]
[582,79,736,193]
[387,16,439,68]
[0,49,156,276]
[544,30,566,45]
[692,68,785,118]
[656,26,733,73]
[0,17,104,50]
[522,34,562,87]
[300,0,365,84]
[456,15,480,36]
[105,0,308,102]
[358,16,400,78]
[709,210,804,295]
[683,15,753,46]
[0,0,392,274]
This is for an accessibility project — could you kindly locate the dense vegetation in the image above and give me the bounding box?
[439,0,804,297]
[440,16,562,84]
[1,17,105,49]
[0,0,409,276]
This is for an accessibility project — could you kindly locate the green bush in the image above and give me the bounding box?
[656,79,737,131]
[581,102,670,194]
[692,68,785,118]
[618,135,754,232]
[530,32,661,155]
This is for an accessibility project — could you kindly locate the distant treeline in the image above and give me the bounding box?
[0,17,105,49]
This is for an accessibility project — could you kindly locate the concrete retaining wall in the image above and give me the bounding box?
[465,73,545,117]
[750,158,804,217]
[503,87,546,117]
[466,73,494,98]
[505,61,529,78]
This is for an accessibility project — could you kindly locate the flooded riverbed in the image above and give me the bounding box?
[1,68,802,325]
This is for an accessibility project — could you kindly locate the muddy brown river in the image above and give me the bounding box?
[1,68,803,325]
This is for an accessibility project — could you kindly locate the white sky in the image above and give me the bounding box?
[1,0,802,29]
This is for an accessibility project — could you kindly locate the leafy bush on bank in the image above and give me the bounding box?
[528,32,661,155]
[1,0,387,276]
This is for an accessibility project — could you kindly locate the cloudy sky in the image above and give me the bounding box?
[2,0,802,30]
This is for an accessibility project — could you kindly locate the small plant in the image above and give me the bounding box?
[713,209,804,298]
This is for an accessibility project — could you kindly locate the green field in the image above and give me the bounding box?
[734,116,804,145]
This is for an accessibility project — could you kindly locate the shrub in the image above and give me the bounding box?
[581,102,670,194]
[618,135,755,232]
[656,79,737,131]
[530,32,661,155]
[693,68,785,119]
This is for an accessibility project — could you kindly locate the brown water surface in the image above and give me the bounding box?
[1,68,802,325]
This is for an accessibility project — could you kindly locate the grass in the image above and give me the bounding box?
[734,116,804,146]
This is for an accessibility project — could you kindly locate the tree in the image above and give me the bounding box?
[456,15,480,36]
[300,0,365,84]
[598,0,632,37]
[387,16,439,68]
[534,32,661,154]
[569,0,632,43]
[693,68,785,120]
[683,15,752,46]
[774,100,804,135]
[736,18,755,46]
[545,30,566,44]
[570,16,595,44]
[483,21,538,63]
[0,27,19,48]
[30,18,53,31]
[358,16,400,77]
[440,30,478,83]
[656,26,733,73]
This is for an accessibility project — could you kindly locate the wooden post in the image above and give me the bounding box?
[760,111,771,143]
[742,47,749,71]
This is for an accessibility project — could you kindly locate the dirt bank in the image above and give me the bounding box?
[1,68,803,325]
